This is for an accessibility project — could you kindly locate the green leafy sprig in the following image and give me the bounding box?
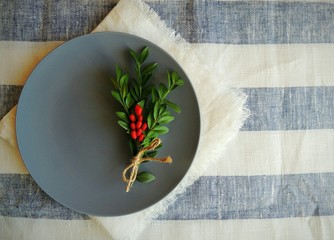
[142,71,184,148]
[111,46,184,190]
[129,47,158,101]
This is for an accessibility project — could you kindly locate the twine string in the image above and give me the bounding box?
[122,138,172,192]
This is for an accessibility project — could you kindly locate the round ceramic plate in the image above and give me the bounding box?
[16,32,200,216]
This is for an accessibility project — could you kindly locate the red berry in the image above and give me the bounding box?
[138,134,145,142]
[136,129,142,137]
[138,115,143,121]
[141,122,147,131]
[136,121,142,129]
[129,114,136,122]
[130,130,137,139]
[135,105,142,116]
[130,123,136,130]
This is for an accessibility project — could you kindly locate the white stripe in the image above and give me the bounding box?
[2,123,334,177]
[0,41,63,85]
[1,42,333,87]
[139,216,334,240]
[0,216,111,240]
[193,43,334,88]
[1,103,333,176]
[204,130,334,176]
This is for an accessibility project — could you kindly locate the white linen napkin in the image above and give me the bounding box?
[92,1,249,239]
[0,0,248,239]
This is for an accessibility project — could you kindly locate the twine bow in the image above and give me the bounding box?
[122,138,172,192]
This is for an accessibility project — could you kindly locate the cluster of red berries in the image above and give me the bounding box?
[129,105,147,142]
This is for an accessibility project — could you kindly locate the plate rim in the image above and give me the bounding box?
[16,31,201,216]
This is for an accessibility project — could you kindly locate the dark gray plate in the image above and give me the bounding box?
[16,32,200,216]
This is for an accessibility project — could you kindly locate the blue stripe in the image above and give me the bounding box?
[157,173,334,220]
[0,0,117,41]
[0,85,22,120]
[1,86,333,130]
[0,174,89,220]
[241,87,334,131]
[150,1,334,44]
[0,1,333,43]
[1,173,333,220]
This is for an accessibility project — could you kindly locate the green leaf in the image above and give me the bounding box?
[122,84,127,101]
[153,101,159,120]
[116,111,129,122]
[119,74,129,89]
[111,77,118,88]
[158,104,167,115]
[172,71,178,84]
[163,84,169,98]
[147,112,154,129]
[164,99,181,113]
[118,120,129,131]
[139,47,149,63]
[130,87,138,102]
[158,115,174,124]
[142,73,153,86]
[125,93,134,108]
[116,65,122,81]
[167,71,172,88]
[152,125,169,134]
[136,171,155,183]
[176,79,185,86]
[171,85,178,90]
[142,63,158,76]
[146,131,158,139]
[158,83,168,99]
[135,64,141,84]
[129,140,135,155]
[133,81,140,99]
[111,90,122,104]
[161,110,171,117]
[155,143,163,149]
[144,150,158,158]
[141,137,151,148]
[151,87,158,103]
[129,49,140,65]
[137,99,145,108]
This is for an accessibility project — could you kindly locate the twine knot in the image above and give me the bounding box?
[122,138,172,192]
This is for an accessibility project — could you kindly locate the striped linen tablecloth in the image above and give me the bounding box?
[1,0,334,239]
